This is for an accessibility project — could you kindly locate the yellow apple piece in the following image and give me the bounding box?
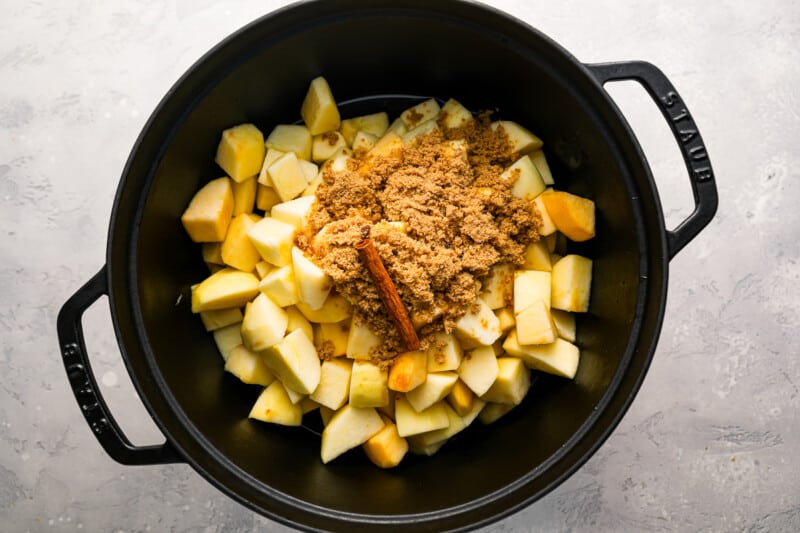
[501,155,546,201]
[291,246,333,310]
[454,297,502,347]
[346,318,383,360]
[300,159,319,183]
[530,150,554,185]
[479,263,514,310]
[408,438,446,457]
[320,404,384,464]
[551,254,593,312]
[220,213,262,272]
[339,112,390,146]
[446,379,474,417]
[301,76,341,135]
[247,217,296,267]
[310,358,352,410]
[202,242,224,266]
[212,322,243,361]
[181,177,234,242]
[312,131,347,162]
[241,293,288,352]
[481,357,531,405]
[258,265,299,307]
[265,124,312,161]
[248,380,303,426]
[300,398,319,414]
[270,195,316,230]
[478,402,515,424]
[426,332,463,372]
[461,397,486,427]
[224,344,275,386]
[394,396,449,437]
[513,270,552,315]
[386,117,407,136]
[319,406,335,427]
[362,416,408,469]
[231,176,257,215]
[495,307,516,333]
[400,98,441,129]
[254,261,273,280]
[191,268,260,312]
[283,385,306,405]
[256,184,281,211]
[215,123,266,182]
[515,300,557,345]
[352,130,377,153]
[295,294,352,323]
[268,152,309,202]
[406,372,458,412]
[539,190,596,242]
[491,120,543,155]
[364,130,403,160]
[349,360,389,408]
[457,345,499,397]
[257,148,286,187]
[551,309,577,342]
[438,98,474,129]
[199,307,242,331]
[262,328,321,395]
[402,119,439,144]
[387,350,427,392]
[523,241,552,272]
[532,195,557,237]
[503,330,580,379]
[302,174,323,197]
[408,403,466,448]
[285,306,314,343]
[313,319,350,357]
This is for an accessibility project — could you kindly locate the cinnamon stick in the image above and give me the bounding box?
[355,233,421,351]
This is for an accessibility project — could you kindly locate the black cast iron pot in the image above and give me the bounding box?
[57,1,718,531]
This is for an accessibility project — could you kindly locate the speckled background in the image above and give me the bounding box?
[1,0,798,531]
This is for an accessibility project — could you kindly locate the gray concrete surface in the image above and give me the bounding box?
[1,0,798,531]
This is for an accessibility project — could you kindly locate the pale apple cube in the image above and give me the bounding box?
[200,307,242,331]
[254,261,273,280]
[270,195,316,231]
[462,397,486,427]
[310,359,353,410]
[513,270,552,314]
[501,155,546,201]
[256,184,281,211]
[523,241,552,272]
[365,131,403,159]
[446,379,474,416]
[458,346,499,397]
[313,320,350,358]
[201,242,224,266]
[215,123,266,182]
[291,246,333,310]
[231,176,257,215]
[324,147,353,173]
[191,268,260,313]
[503,329,580,379]
[295,294,352,323]
[402,119,439,144]
[225,344,274,386]
[438,98,474,129]
[494,307,516,333]
[394,396,449,437]
[349,360,389,408]
[320,405,384,464]
[408,403,466,447]
[346,318,382,360]
[530,150,554,185]
[478,402,515,424]
[388,350,427,393]
[339,112,390,146]
[302,174,323,197]
[406,372,458,413]
[386,117,407,136]
[401,98,441,129]
[491,120,543,155]
[212,322,242,361]
[241,293,288,352]
[301,76,341,135]
[262,329,321,395]
[362,415,408,469]
[283,385,305,405]
[285,305,314,341]
[481,357,530,405]
[480,263,514,310]
[181,177,234,243]
[221,213,262,272]
[257,148,286,187]
[352,131,377,153]
[551,309,577,342]
[551,254,593,312]
[454,298,501,346]
[426,332,463,372]
[515,300,557,345]
[312,131,347,162]
[265,124,312,161]
[532,194,557,237]
[258,265,299,307]
[268,152,308,202]
[248,380,303,426]
[299,160,319,183]
[248,217,296,267]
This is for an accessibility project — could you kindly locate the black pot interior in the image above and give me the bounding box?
[117,0,663,530]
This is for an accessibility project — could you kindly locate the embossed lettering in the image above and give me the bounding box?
[692,166,713,182]
[671,108,690,123]
[680,129,697,143]
[62,343,79,359]
[689,145,707,162]
[661,91,680,107]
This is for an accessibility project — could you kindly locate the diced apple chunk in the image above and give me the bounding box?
[191,268,260,313]
[503,330,580,379]
[283,383,306,405]
[225,344,274,386]
[386,117,407,136]
[551,254,592,312]
[248,217,296,267]
[310,358,352,410]
[262,329,321,395]
[551,309,577,342]
[495,307,516,333]
[181,177,234,243]
[256,184,281,211]
[201,242,224,266]
[394,396,449,437]
[340,112,390,146]
[491,120,542,155]
[320,404,384,464]
[221,213,262,272]
[455,298,502,347]
[363,416,408,469]
[254,261,273,280]
[438,98,474,129]
[200,307,242,331]
[515,300,557,345]
[295,294,352,323]
[285,306,314,341]
[350,360,389,408]
[215,124,266,182]
[479,402,515,424]
[406,372,458,413]
[346,318,383,360]
[352,131,378,153]
[231,176,257,215]
[479,263,514,310]
[268,152,309,202]
[513,270,552,315]
[458,346,499,397]
[249,380,303,426]
[524,241,552,272]
[270,195,315,231]
[258,265,299,307]
[501,155,546,201]
[301,76,341,135]
[265,124,312,161]
[481,357,530,405]
[401,98,441,129]
[241,293,288,352]
[257,148,285,187]
[212,322,243,361]
[539,190,596,242]
[408,403,466,447]
[446,379,474,417]
[292,246,333,310]
[530,150,554,185]
[388,350,427,392]
[532,195,557,237]
[312,131,347,162]
[402,119,439,144]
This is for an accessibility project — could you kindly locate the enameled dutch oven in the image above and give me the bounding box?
[57,0,718,531]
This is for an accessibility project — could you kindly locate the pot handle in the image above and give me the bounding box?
[587,61,718,259]
[57,268,182,465]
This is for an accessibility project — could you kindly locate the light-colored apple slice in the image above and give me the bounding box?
[394,396,449,437]
[501,155,546,201]
[225,344,274,386]
[349,360,389,408]
[231,176,257,216]
[313,319,350,357]
[310,358,352,410]
[262,328,321,395]
[438,98,474,129]
[362,416,408,469]
[515,300,557,345]
[539,190,596,242]
[200,307,242,331]
[241,293,288,352]
[457,345,499,397]
[408,403,466,447]
[291,246,333,310]
[402,119,439,144]
[406,372,459,413]
[503,331,580,379]
[312,131,347,162]
[426,332,463,372]
[191,268,260,313]
[346,318,383,360]
[551,309,577,342]
[340,112,390,146]
[254,261,273,280]
[268,152,309,202]
[401,98,441,129]
[295,294,352,323]
[285,306,314,341]
[215,123,265,182]
[212,322,243,361]
[386,117,407,136]
[461,397,486,427]
[265,124,312,161]
[256,184,281,211]
[257,148,286,187]
[258,265,299,307]
[551,254,593,312]
[270,196,316,232]
[523,241,552,272]
[454,297,501,346]
[299,160,319,183]
[221,213,262,272]
[513,270,552,315]
[201,242,224,266]
[478,402,515,424]
[248,217,296,267]
[388,350,427,392]
[530,150,554,185]
[491,120,543,155]
[181,177,234,243]
[532,195,557,237]
[283,385,306,405]
[494,307,516,333]
[248,380,303,426]
[352,131,378,153]
[320,405,384,464]
[446,379,474,417]
[479,263,514,310]
[301,76,341,135]
[481,357,530,405]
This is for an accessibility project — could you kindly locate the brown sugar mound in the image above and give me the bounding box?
[302,112,542,363]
